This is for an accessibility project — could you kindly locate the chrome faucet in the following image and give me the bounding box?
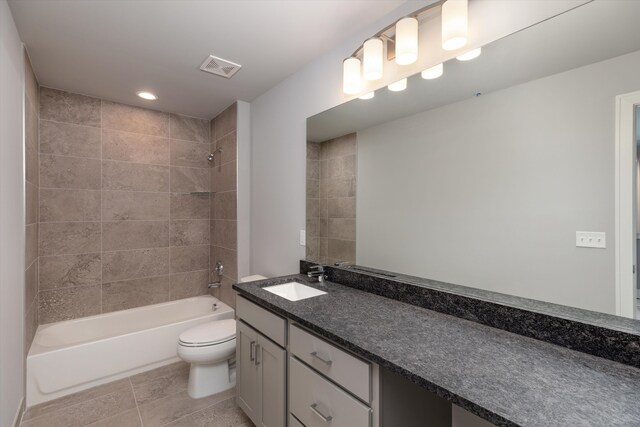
[307,265,327,283]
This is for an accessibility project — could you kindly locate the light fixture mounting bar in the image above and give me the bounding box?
[348,0,446,59]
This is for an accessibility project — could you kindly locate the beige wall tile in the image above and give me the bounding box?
[102,191,170,221]
[215,131,237,164]
[102,161,170,192]
[102,221,169,251]
[306,178,319,199]
[211,246,237,280]
[212,191,236,220]
[102,276,171,312]
[102,248,170,283]
[102,100,169,137]
[25,95,39,185]
[40,154,101,189]
[40,120,101,158]
[216,276,237,308]
[326,154,356,180]
[328,218,356,241]
[321,133,356,159]
[213,103,237,140]
[170,114,209,143]
[306,198,319,219]
[26,181,38,225]
[328,197,356,218]
[23,231,37,273]
[171,245,209,273]
[170,193,210,219]
[328,239,356,263]
[212,219,237,250]
[326,177,356,198]
[170,166,210,193]
[40,189,101,222]
[38,285,101,324]
[170,139,211,168]
[170,220,210,246]
[39,87,101,127]
[211,161,237,192]
[25,302,37,356]
[102,128,170,165]
[39,222,101,256]
[307,141,320,160]
[39,253,101,290]
[307,160,320,180]
[25,261,38,306]
[170,270,209,300]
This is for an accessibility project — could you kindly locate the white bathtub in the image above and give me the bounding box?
[26,295,233,406]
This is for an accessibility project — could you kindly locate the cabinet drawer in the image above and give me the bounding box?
[289,324,371,402]
[290,414,306,427]
[290,357,371,427]
[236,295,286,347]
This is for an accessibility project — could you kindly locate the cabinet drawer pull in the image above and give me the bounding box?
[310,351,332,366]
[310,403,333,423]
[250,341,256,361]
[255,344,261,365]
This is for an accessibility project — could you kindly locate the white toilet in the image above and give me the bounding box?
[177,275,267,399]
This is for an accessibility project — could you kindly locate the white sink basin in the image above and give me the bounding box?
[262,282,327,301]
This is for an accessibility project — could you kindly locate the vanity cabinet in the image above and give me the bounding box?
[236,296,286,427]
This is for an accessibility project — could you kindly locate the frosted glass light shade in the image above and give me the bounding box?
[359,92,375,100]
[388,78,407,92]
[363,38,384,81]
[395,17,418,65]
[421,63,443,79]
[456,47,481,61]
[442,0,468,51]
[343,57,362,95]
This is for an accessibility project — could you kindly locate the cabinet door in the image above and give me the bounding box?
[257,334,286,427]
[237,321,259,425]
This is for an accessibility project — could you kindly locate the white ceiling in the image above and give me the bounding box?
[8,0,406,119]
[308,0,640,142]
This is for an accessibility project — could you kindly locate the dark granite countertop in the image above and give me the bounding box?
[233,275,640,427]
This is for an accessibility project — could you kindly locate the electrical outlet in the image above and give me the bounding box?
[299,230,306,246]
[576,231,606,249]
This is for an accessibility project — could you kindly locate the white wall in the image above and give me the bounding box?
[249,0,589,277]
[356,50,640,314]
[237,100,251,279]
[0,0,25,424]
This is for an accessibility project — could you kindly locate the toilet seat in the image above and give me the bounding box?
[179,319,236,347]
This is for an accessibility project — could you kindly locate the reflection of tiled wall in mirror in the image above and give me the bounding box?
[306,134,356,265]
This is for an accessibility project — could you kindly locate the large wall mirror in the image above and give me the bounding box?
[306,0,640,319]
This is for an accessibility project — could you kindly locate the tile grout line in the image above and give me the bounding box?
[129,378,145,427]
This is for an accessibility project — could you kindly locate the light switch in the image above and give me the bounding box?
[299,230,306,246]
[576,231,606,249]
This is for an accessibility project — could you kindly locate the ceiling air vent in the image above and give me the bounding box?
[199,55,242,79]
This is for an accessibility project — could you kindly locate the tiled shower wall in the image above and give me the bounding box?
[37,88,217,324]
[306,134,357,265]
[210,103,238,308]
[24,51,39,353]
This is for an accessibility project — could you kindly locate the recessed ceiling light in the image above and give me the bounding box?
[456,48,481,61]
[137,91,157,100]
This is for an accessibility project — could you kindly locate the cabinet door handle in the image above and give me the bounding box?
[310,351,332,366]
[249,341,255,361]
[255,344,261,365]
[310,403,333,423]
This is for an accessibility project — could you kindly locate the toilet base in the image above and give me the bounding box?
[187,361,235,399]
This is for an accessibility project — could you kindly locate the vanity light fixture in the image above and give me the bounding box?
[343,57,362,95]
[456,47,481,61]
[421,63,444,79]
[441,0,468,51]
[388,78,407,92]
[395,17,419,65]
[342,0,473,95]
[359,92,375,100]
[137,91,157,100]
[363,38,384,81]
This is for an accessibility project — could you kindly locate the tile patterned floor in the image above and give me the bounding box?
[20,362,252,427]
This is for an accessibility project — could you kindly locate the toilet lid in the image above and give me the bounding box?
[179,319,236,347]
